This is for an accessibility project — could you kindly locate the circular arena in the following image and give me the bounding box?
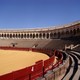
[0,21,80,80]
[0,49,49,75]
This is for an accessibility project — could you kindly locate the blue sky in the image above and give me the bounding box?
[0,0,80,29]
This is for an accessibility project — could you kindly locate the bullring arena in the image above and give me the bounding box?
[0,49,49,75]
[0,21,80,80]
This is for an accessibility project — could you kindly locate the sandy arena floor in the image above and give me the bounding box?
[0,49,49,75]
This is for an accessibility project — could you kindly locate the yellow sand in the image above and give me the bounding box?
[0,49,49,75]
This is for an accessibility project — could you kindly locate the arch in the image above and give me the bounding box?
[54,32,56,37]
[73,29,76,35]
[58,32,60,38]
[61,31,64,35]
[24,33,26,38]
[70,30,73,34]
[30,34,32,38]
[46,33,49,39]
[39,33,42,38]
[21,34,23,38]
[43,33,45,38]
[66,31,69,34]
[36,34,38,38]
[33,34,35,38]
[7,34,9,38]
[18,34,21,38]
[27,34,29,38]
[50,33,53,39]
[77,28,80,33]
[10,34,12,38]
[13,34,15,38]
[15,34,18,38]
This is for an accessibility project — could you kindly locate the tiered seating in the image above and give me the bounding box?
[71,51,80,59]
[0,39,73,50]
[62,50,80,80]
[62,55,74,80]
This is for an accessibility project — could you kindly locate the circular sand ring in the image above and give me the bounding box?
[0,49,49,75]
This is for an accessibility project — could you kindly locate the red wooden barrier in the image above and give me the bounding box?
[35,60,43,64]
[44,59,51,73]
[0,72,13,80]
[43,56,55,73]
[0,46,30,51]
[13,66,33,80]
[31,61,43,80]
[13,68,28,80]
